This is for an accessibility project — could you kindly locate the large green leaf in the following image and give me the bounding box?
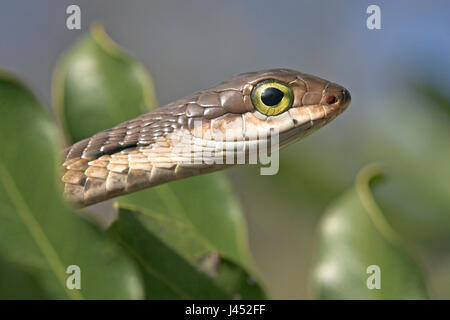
[53,24,157,143]
[0,256,50,299]
[53,26,258,273]
[0,72,143,299]
[109,204,266,299]
[312,165,428,299]
[120,174,255,269]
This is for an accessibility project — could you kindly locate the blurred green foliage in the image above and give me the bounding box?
[121,176,256,270]
[0,72,143,299]
[312,165,428,299]
[53,24,158,143]
[416,83,450,116]
[109,205,265,299]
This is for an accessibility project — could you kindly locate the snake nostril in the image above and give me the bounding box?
[325,95,338,105]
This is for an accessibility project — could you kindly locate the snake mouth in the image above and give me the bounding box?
[277,88,350,147]
[278,117,327,148]
[185,96,350,156]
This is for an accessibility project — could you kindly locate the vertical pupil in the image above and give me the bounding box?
[261,87,284,106]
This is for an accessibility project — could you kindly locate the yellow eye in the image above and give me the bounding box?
[251,81,293,116]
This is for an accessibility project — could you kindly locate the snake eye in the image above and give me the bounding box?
[251,80,293,116]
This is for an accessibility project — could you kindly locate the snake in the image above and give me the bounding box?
[62,69,351,207]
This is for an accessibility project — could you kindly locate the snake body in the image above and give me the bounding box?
[62,69,350,207]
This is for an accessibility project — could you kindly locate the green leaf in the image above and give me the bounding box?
[361,98,450,243]
[109,204,266,299]
[53,24,157,143]
[0,256,50,299]
[312,164,429,299]
[53,26,258,274]
[0,72,143,299]
[120,173,255,270]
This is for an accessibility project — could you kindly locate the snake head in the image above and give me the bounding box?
[188,68,351,148]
